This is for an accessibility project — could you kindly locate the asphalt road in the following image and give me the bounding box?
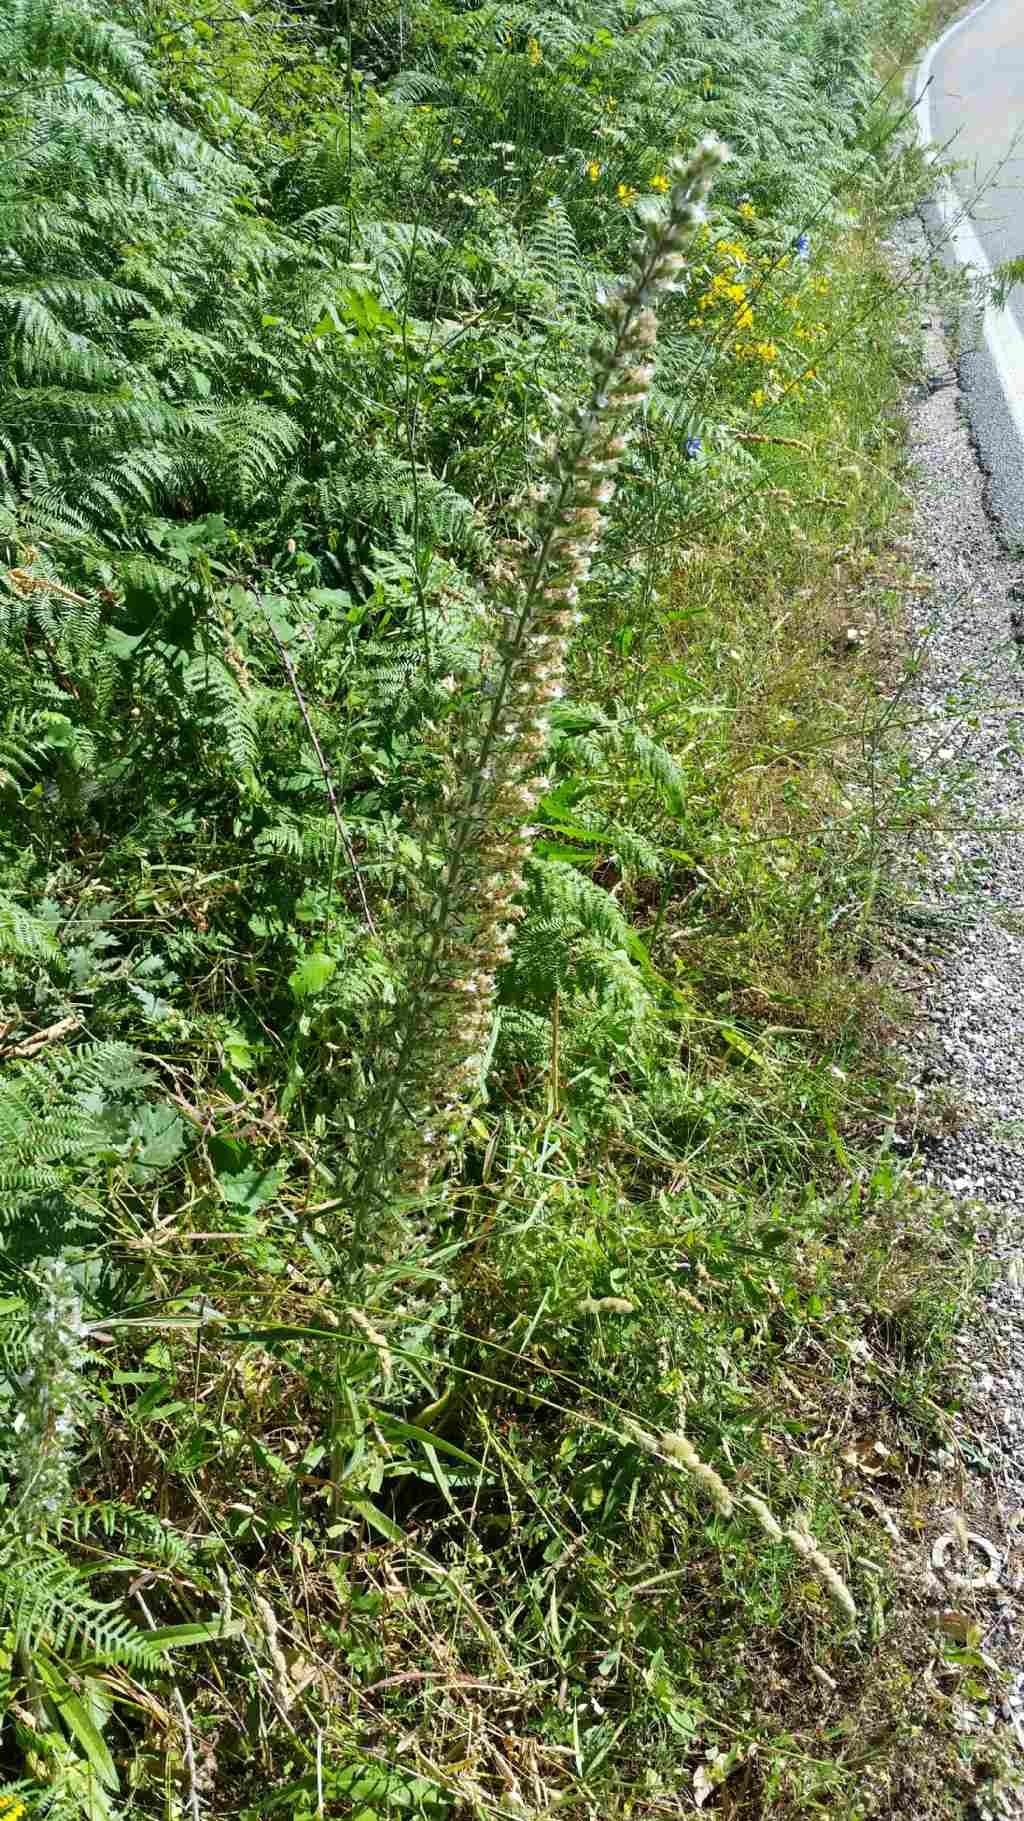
[920,0,1024,540]
[929,0,1024,299]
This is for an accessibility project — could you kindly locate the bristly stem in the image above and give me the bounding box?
[10,1256,90,1539]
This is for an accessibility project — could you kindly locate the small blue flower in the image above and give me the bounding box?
[685,434,702,459]
[796,233,810,260]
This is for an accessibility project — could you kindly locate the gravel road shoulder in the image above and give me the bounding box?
[887,208,1024,1809]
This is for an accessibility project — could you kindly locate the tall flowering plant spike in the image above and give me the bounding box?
[10,1258,91,1540]
[353,139,728,1235]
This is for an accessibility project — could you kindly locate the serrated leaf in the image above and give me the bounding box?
[217,1161,285,1213]
[129,1102,186,1169]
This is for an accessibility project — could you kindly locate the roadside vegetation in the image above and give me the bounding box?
[0,0,1014,1815]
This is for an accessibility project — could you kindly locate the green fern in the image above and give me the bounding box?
[530,196,591,311]
[180,648,259,770]
[0,894,59,962]
[1,1538,162,1670]
[548,701,688,816]
[0,1044,176,1265]
[499,858,660,1030]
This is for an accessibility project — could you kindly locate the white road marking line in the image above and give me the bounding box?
[913,0,1024,445]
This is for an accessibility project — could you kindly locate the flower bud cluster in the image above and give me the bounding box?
[10,1257,91,1539]
[355,140,727,1216]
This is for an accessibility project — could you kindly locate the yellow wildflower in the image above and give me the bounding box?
[736,306,753,329]
[617,182,638,206]
[716,239,745,261]
[739,200,756,220]
[751,388,766,408]
[587,160,601,182]
[0,1804,26,1821]
[755,340,778,362]
[527,36,542,64]
[650,173,670,193]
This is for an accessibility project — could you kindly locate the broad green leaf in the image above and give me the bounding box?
[218,1161,285,1212]
[36,1663,117,1792]
[145,1620,245,1649]
[720,1025,771,1069]
[347,1498,404,1542]
[375,1418,485,1474]
[289,949,337,998]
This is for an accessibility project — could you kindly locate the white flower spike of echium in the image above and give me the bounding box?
[355,138,728,1222]
[11,1257,91,1539]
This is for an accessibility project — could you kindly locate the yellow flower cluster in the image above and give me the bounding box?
[720,279,746,305]
[585,168,668,203]
[679,207,834,422]
[735,338,778,363]
[685,231,758,328]
[689,267,754,329]
[527,36,542,64]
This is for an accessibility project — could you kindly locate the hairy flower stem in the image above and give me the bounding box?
[351,139,727,1251]
[6,1258,92,1728]
[11,1257,90,1539]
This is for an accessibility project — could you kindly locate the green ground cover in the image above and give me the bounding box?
[1,0,1014,1814]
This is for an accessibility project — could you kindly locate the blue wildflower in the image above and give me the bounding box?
[796,233,810,259]
[686,434,702,459]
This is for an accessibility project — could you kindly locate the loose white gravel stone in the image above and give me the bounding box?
[894,213,1024,1810]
